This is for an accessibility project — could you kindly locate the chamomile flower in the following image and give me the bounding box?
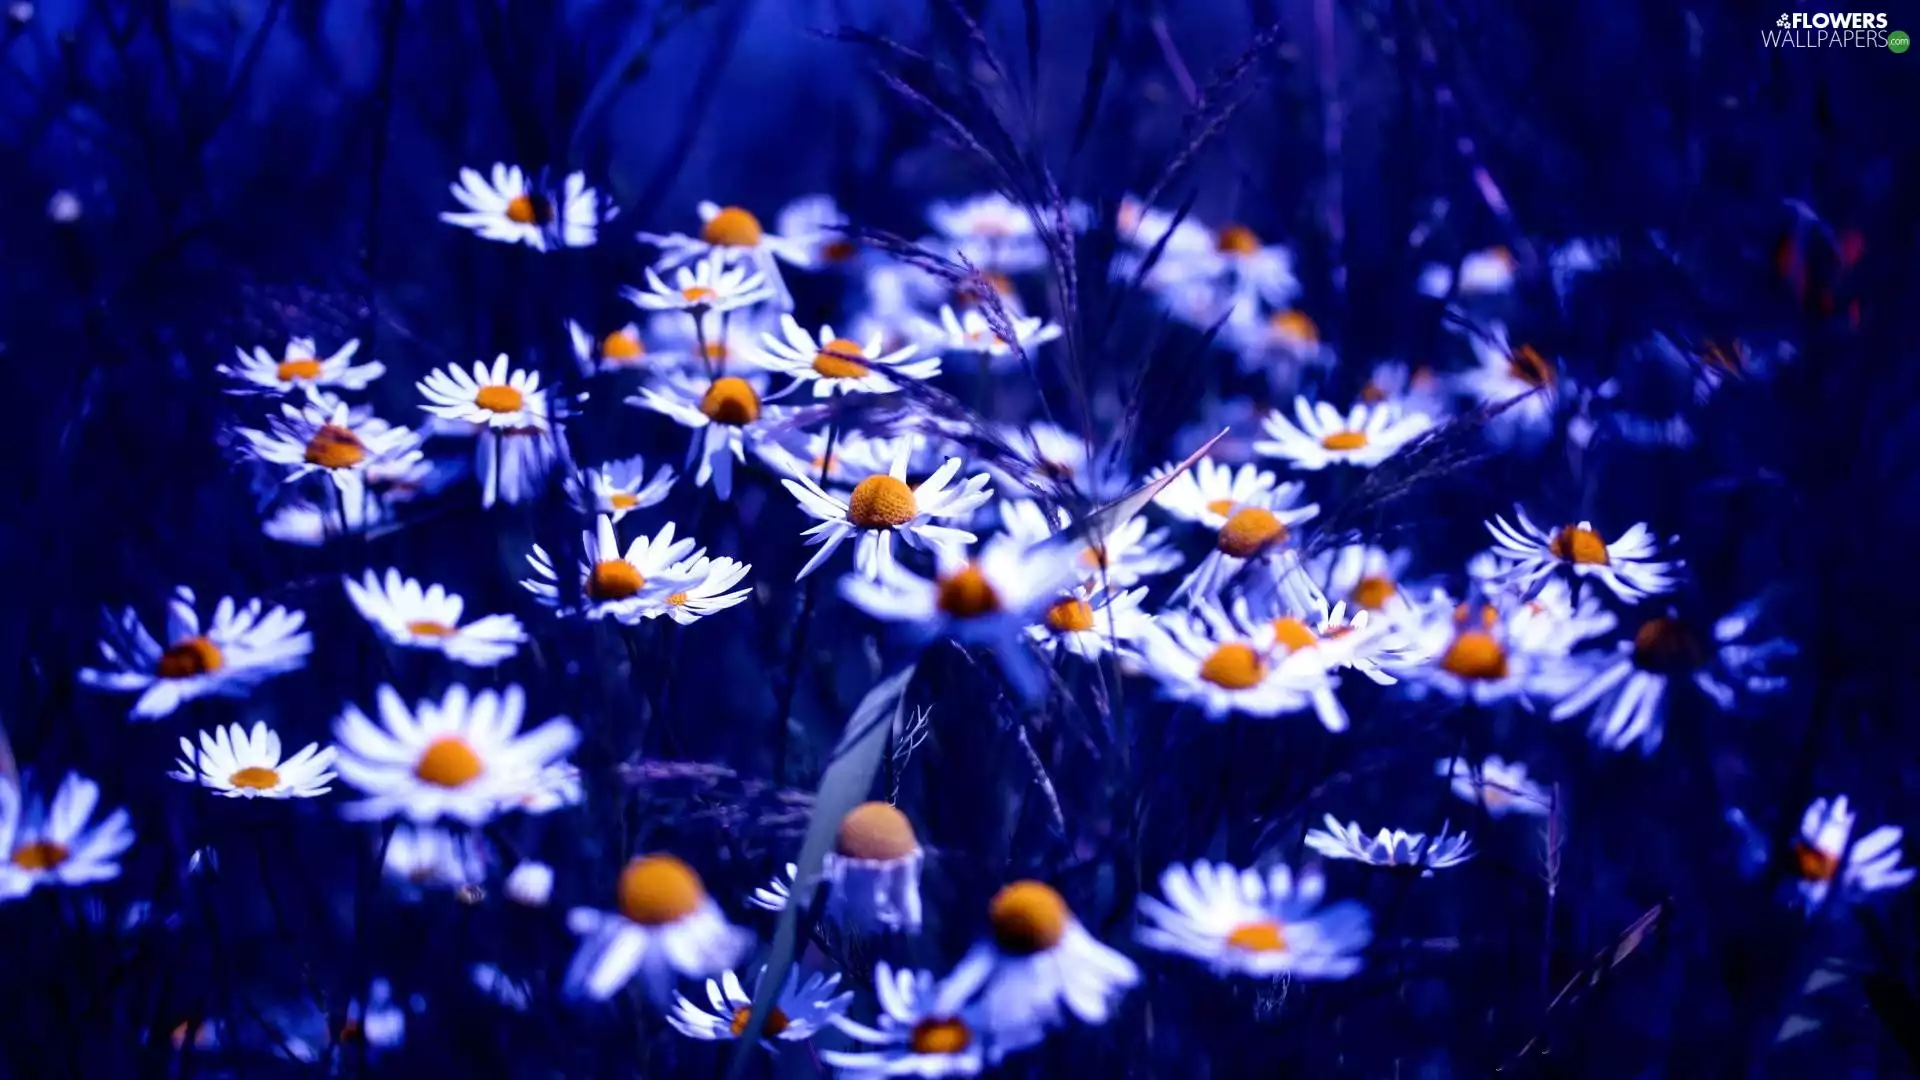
[823,802,925,933]
[1416,246,1517,297]
[638,201,817,309]
[754,315,941,398]
[219,337,384,395]
[997,500,1182,589]
[1150,457,1285,529]
[631,372,786,500]
[669,967,852,1045]
[1453,323,1559,436]
[331,684,580,825]
[1242,589,1411,688]
[567,320,650,377]
[238,394,423,500]
[383,824,488,892]
[1138,604,1348,729]
[822,962,990,1078]
[1027,584,1155,662]
[1253,398,1433,471]
[658,555,754,625]
[1484,508,1680,604]
[563,853,753,1001]
[169,722,335,799]
[947,881,1139,1060]
[747,863,797,912]
[343,569,526,667]
[417,354,549,431]
[1166,479,1320,603]
[441,164,606,251]
[624,250,774,317]
[910,304,1063,370]
[986,421,1129,503]
[505,860,555,906]
[1136,860,1370,979]
[1303,816,1475,873]
[0,773,135,901]
[1437,755,1552,818]
[79,586,312,721]
[1307,544,1415,614]
[565,455,678,523]
[1222,308,1333,381]
[782,450,992,581]
[1549,606,1792,753]
[1794,796,1914,908]
[925,193,1053,272]
[841,534,1081,701]
[757,427,932,491]
[521,515,701,623]
[1397,600,1592,706]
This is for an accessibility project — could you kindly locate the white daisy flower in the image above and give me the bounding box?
[79,586,312,721]
[909,304,1062,370]
[659,555,754,626]
[782,449,992,581]
[219,337,384,395]
[1253,398,1433,471]
[441,164,607,251]
[1549,607,1793,754]
[342,569,526,667]
[417,354,549,431]
[669,967,852,1045]
[1117,199,1300,310]
[1167,480,1321,604]
[625,250,774,317]
[997,501,1182,589]
[841,534,1082,701]
[776,193,856,266]
[754,315,941,398]
[1136,860,1370,979]
[169,722,335,799]
[567,320,650,377]
[1221,308,1332,378]
[262,497,388,546]
[1396,597,1600,706]
[1240,588,1413,688]
[382,824,488,892]
[1453,323,1559,435]
[1795,795,1915,908]
[1437,755,1551,818]
[984,422,1130,504]
[0,773,135,901]
[1303,815,1475,873]
[1484,508,1680,604]
[508,763,585,815]
[822,961,991,1078]
[237,394,423,501]
[646,305,785,379]
[1416,246,1517,297]
[563,853,753,1001]
[630,372,787,500]
[1150,457,1286,529]
[1027,584,1155,663]
[925,193,1054,273]
[565,455,678,523]
[331,684,580,825]
[505,860,555,907]
[747,862,796,913]
[1138,603,1349,730]
[823,802,925,933]
[1306,544,1415,614]
[638,201,817,309]
[757,427,935,492]
[522,515,702,624]
[946,881,1139,1061]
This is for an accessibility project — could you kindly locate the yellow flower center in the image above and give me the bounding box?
[505,194,553,225]
[229,766,281,790]
[1205,498,1237,517]
[158,636,225,679]
[1350,576,1396,610]
[1215,223,1261,255]
[1216,507,1288,558]
[586,560,645,601]
[704,341,729,362]
[811,337,872,379]
[1199,643,1267,689]
[608,492,640,511]
[1269,309,1318,344]
[1045,597,1096,633]
[602,329,645,363]
[1225,920,1288,952]
[1631,617,1702,675]
[304,424,366,469]
[701,206,764,248]
[845,475,917,529]
[10,840,68,871]
[276,358,323,382]
[1271,617,1319,652]
[989,880,1069,956]
[1507,344,1556,388]
[1547,526,1610,565]
[405,620,456,638]
[1320,430,1369,452]
[935,564,1001,619]
[1439,630,1509,681]
[681,286,716,304]
[836,801,919,860]
[699,377,761,426]
[1794,841,1839,883]
[414,736,485,788]
[617,853,707,925]
[730,1006,790,1039]
[909,1017,973,1055]
[474,384,525,414]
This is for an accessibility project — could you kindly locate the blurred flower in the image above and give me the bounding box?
[997,500,1181,589]
[986,421,1129,504]
[758,427,935,491]
[332,685,579,825]
[747,863,796,912]
[1137,861,1370,979]
[219,337,384,395]
[237,393,423,502]
[504,860,554,907]
[1417,246,1517,297]
[1484,508,1680,604]
[625,250,774,318]
[567,320,650,377]
[382,824,487,892]
[1253,398,1433,471]
[1452,323,1559,438]
[169,721,335,799]
[1795,795,1914,908]
[822,961,990,1078]
[909,304,1062,370]
[1139,602,1348,729]
[639,201,817,309]
[471,963,532,1011]
[46,188,76,222]
[925,193,1055,273]
[823,802,924,933]
[776,194,854,266]
[441,164,606,251]
[1303,816,1475,873]
[1116,196,1300,311]
[343,569,526,667]
[669,967,851,1045]
[522,515,701,623]
[658,555,754,626]
[754,315,940,399]
[0,773,134,901]
[1027,584,1154,663]
[565,456,678,524]
[782,449,992,581]
[563,854,751,1001]
[1397,597,1601,706]
[1437,755,1551,818]
[1157,466,1319,602]
[947,881,1138,1062]
[79,586,312,721]
[1306,543,1416,616]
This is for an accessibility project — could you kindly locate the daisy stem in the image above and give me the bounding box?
[770,410,845,784]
